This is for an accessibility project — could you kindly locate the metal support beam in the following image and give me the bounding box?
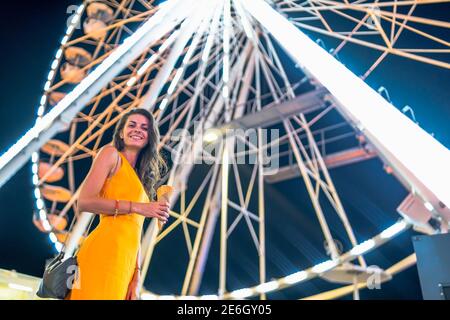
[221,87,328,130]
[139,1,213,111]
[140,42,254,290]
[265,146,377,183]
[187,50,255,295]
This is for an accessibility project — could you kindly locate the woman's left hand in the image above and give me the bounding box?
[126,268,140,300]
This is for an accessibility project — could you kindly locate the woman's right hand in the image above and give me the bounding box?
[136,201,170,222]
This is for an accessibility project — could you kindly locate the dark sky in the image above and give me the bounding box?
[0,1,449,300]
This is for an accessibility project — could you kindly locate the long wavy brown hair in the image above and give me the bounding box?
[112,108,168,200]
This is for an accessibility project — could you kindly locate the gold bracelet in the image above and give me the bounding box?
[114,199,119,218]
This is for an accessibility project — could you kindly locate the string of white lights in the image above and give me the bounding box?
[140,219,410,299]
[222,0,231,99]
[31,3,86,253]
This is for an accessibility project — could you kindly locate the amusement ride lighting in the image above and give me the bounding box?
[8,283,33,293]
[159,295,176,300]
[200,295,219,300]
[137,220,409,300]
[282,271,309,285]
[350,239,376,256]
[201,2,223,63]
[233,0,254,40]
[203,129,221,143]
[222,0,231,99]
[28,3,86,253]
[380,220,408,239]
[140,292,156,300]
[424,201,434,212]
[311,260,339,274]
[255,280,279,294]
[229,287,254,299]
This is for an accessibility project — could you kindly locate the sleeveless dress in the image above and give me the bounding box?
[67,152,147,300]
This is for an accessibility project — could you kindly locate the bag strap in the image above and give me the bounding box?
[59,211,96,258]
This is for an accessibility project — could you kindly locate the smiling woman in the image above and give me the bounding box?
[66,109,170,300]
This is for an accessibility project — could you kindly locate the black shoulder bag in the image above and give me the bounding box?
[36,214,95,299]
[36,251,78,299]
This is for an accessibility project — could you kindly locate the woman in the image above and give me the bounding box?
[67,109,170,300]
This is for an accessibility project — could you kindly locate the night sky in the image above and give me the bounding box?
[0,1,449,300]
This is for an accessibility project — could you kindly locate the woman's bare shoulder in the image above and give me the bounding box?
[95,145,119,166]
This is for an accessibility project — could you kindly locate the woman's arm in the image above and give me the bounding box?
[77,146,170,222]
[126,246,141,300]
[77,146,127,215]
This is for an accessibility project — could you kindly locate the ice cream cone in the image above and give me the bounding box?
[156,185,174,230]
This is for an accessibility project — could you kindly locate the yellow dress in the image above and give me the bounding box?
[68,152,147,300]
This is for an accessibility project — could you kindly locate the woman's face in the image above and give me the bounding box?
[121,114,150,150]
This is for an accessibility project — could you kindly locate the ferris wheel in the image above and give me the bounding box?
[21,0,450,300]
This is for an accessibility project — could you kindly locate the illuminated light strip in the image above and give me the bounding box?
[55,242,63,252]
[222,85,229,98]
[28,3,86,253]
[135,30,181,79]
[380,220,408,239]
[311,260,338,274]
[255,280,279,293]
[39,209,46,220]
[350,239,376,256]
[201,2,223,62]
[140,292,156,300]
[242,0,450,209]
[229,288,254,299]
[49,232,58,244]
[159,98,169,111]
[233,0,254,40]
[127,76,137,87]
[424,201,434,212]
[167,67,184,95]
[139,220,410,300]
[8,283,33,292]
[222,0,231,98]
[42,220,51,232]
[36,198,44,210]
[282,271,309,285]
[200,295,219,300]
